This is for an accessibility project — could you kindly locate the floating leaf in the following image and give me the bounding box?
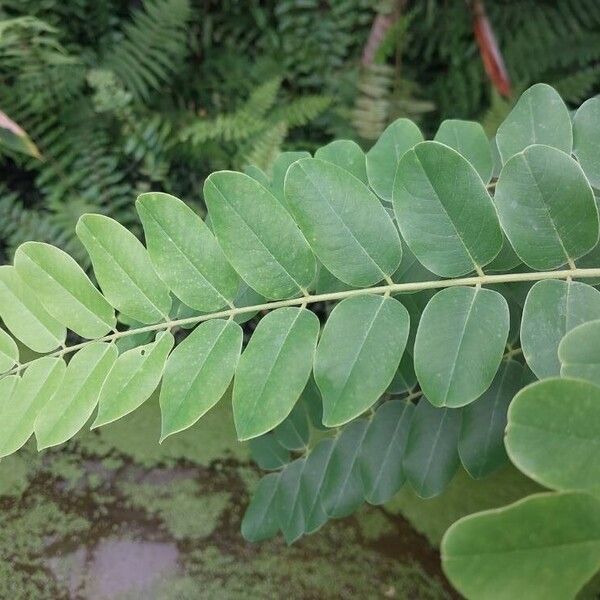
[315,139,368,183]
[414,286,509,407]
[506,378,600,492]
[442,492,600,600]
[0,358,65,457]
[393,141,502,277]
[573,97,600,189]
[137,192,239,311]
[160,319,242,441]
[35,343,117,450]
[521,279,600,379]
[494,144,598,270]
[77,214,172,324]
[559,319,600,385]
[496,83,572,162]
[93,332,174,428]
[359,400,414,504]
[366,118,424,202]
[0,266,65,353]
[434,119,492,183]
[285,158,403,287]
[403,400,461,498]
[204,171,316,299]
[315,295,409,426]
[14,242,115,339]
[459,359,523,479]
[233,308,319,440]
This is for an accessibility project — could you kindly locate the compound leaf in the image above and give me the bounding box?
[559,319,600,385]
[241,472,281,542]
[0,328,18,373]
[315,139,368,183]
[573,97,600,189]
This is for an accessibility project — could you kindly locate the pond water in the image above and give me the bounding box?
[0,397,471,599]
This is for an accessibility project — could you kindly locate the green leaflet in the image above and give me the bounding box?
[392,141,502,278]
[414,286,509,408]
[136,192,239,311]
[458,359,523,479]
[403,400,461,499]
[314,295,409,427]
[506,378,600,492]
[160,319,242,441]
[366,117,424,202]
[241,471,281,543]
[273,401,310,451]
[320,419,368,519]
[284,158,403,287]
[573,97,600,189]
[276,458,306,544]
[0,357,65,457]
[442,492,600,600]
[14,242,116,339]
[433,119,492,183]
[249,434,290,470]
[0,328,18,373]
[494,144,598,270]
[35,342,117,450]
[314,139,368,183]
[300,437,335,533]
[269,151,311,201]
[559,319,600,384]
[93,332,174,429]
[496,83,572,163]
[521,279,600,379]
[233,307,319,440]
[204,170,316,299]
[392,242,438,288]
[0,266,66,353]
[358,399,414,505]
[77,214,172,324]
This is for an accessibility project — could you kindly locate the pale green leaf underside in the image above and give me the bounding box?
[393,141,502,278]
[0,266,66,353]
[14,242,116,339]
[442,492,600,600]
[77,213,172,324]
[0,328,18,373]
[506,378,600,492]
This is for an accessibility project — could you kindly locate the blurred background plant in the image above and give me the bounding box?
[0,0,599,263]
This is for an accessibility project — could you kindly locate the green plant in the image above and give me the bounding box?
[1,83,600,597]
